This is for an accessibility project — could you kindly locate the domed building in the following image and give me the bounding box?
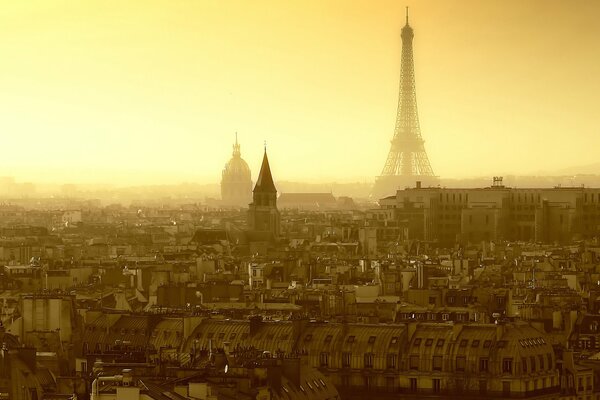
[221,134,252,207]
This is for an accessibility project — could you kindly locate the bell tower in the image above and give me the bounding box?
[248,147,280,237]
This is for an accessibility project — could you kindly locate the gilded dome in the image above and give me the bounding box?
[221,134,252,206]
[222,138,251,182]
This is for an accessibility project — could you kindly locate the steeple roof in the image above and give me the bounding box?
[254,149,277,193]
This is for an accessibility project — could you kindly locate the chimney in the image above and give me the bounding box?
[249,315,263,336]
[452,323,463,340]
[495,323,505,341]
[281,357,301,387]
[267,360,283,392]
[121,369,133,386]
[416,181,422,189]
[18,347,36,372]
[408,321,418,341]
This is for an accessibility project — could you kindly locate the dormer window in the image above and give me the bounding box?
[591,322,599,332]
[368,336,376,344]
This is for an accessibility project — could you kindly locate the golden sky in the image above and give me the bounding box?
[1,0,599,185]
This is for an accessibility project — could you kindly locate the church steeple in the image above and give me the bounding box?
[253,148,277,193]
[248,145,280,238]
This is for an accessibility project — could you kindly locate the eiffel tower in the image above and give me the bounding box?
[372,8,437,199]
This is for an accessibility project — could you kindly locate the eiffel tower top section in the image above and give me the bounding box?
[372,8,437,198]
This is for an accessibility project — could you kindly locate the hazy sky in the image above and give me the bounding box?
[1,0,599,185]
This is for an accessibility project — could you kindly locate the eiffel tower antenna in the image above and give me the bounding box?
[372,8,437,198]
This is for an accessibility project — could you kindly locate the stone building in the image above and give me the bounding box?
[378,180,600,246]
[247,148,280,238]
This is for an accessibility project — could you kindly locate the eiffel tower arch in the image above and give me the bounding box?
[372,8,438,199]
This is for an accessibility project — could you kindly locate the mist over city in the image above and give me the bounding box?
[0,2,599,400]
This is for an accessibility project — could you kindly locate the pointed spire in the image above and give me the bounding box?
[406,6,409,25]
[232,132,241,157]
[254,147,277,193]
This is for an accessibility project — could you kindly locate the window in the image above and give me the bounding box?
[433,379,441,393]
[342,352,351,368]
[425,338,433,347]
[456,356,466,371]
[502,358,513,374]
[436,339,445,347]
[229,333,236,340]
[522,357,528,373]
[530,356,536,372]
[347,335,355,343]
[218,332,225,339]
[410,355,419,370]
[538,355,544,370]
[409,378,417,392]
[472,340,480,348]
[386,353,397,369]
[459,339,468,347]
[497,340,507,348]
[479,358,489,372]
[483,340,492,348]
[324,335,332,344]
[433,356,442,371]
[319,352,329,367]
[413,338,422,346]
[364,353,374,368]
[390,336,398,345]
[547,354,553,370]
[368,336,376,344]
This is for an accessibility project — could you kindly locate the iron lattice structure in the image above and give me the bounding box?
[380,10,435,178]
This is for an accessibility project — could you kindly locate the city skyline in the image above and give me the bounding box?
[2,0,600,185]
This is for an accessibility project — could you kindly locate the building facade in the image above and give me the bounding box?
[378,181,600,246]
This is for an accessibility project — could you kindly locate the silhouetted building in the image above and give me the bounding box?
[221,134,252,207]
[372,9,437,199]
[379,180,600,245]
[248,148,280,237]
